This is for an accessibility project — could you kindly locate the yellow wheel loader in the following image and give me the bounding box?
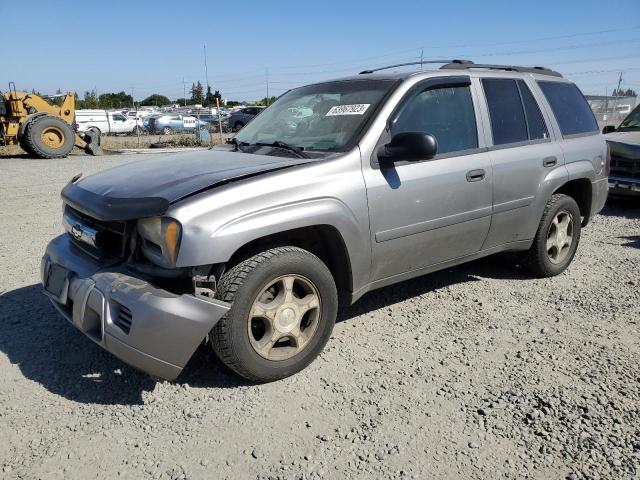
[0,82,103,158]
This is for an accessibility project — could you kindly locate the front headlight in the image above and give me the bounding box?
[137,216,182,267]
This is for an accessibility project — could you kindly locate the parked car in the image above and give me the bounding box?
[602,104,640,196]
[227,106,265,131]
[75,110,139,135]
[147,114,209,134]
[196,113,230,132]
[42,60,608,383]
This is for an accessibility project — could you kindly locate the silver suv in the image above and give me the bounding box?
[42,60,609,383]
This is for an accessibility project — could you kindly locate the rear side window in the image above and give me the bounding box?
[538,81,598,136]
[482,79,528,145]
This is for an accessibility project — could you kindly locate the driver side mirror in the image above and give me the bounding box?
[378,132,438,165]
[602,125,616,134]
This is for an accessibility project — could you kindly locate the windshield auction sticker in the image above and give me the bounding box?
[325,104,371,116]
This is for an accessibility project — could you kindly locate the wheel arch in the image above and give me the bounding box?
[226,225,353,306]
[553,178,593,226]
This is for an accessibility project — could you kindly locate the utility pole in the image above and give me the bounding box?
[130,86,135,109]
[182,77,187,106]
[615,72,623,96]
[265,68,269,105]
[420,48,424,71]
[203,44,210,96]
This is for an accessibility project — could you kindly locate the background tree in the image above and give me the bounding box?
[204,85,215,106]
[98,91,133,109]
[256,96,278,106]
[612,87,637,97]
[78,89,99,109]
[213,90,223,106]
[190,81,204,104]
[140,94,171,106]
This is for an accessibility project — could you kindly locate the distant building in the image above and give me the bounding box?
[586,95,639,126]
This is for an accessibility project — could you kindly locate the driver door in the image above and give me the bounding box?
[363,77,493,281]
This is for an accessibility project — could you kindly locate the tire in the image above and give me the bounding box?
[210,247,338,382]
[18,125,36,156]
[24,115,75,159]
[234,122,244,132]
[162,127,173,135]
[523,194,581,277]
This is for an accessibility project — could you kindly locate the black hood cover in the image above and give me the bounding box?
[62,149,308,221]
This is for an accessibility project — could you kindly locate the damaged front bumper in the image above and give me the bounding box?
[41,234,230,380]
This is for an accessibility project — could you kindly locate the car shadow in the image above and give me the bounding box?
[338,253,530,322]
[621,235,640,249]
[0,284,248,406]
[0,254,531,404]
[600,197,640,219]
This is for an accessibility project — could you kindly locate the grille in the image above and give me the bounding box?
[114,305,133,334]
[610,154,640,180]
[65,205,128,260]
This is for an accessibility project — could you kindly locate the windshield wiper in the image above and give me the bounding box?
[253,141,309,158]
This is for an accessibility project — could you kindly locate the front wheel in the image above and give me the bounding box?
[523,194,581,277]
[210,247,338,382]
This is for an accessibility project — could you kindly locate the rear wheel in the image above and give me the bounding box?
[234,122,244,132]
[24,116,75,159]
[523,194,581,277]
[210,247,338,382]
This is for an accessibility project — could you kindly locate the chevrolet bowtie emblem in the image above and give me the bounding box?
[71,224,83,240]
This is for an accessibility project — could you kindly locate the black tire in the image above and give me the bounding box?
[210,247,338,382]
[162,127,173,135]
[523,194,581,277]
[234,122,244,132]
[24,116,75,159]
[18,124,35,156]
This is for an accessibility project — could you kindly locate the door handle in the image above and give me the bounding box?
[543,156,557,167]
[466,169,485,182]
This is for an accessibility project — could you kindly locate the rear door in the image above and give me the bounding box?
[363,76,493,281]
[478,77,566,248]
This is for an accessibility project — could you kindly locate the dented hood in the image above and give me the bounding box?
[62,149,309,221]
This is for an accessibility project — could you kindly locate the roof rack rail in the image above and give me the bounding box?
[440,61,563,78]
[359,59,471,75]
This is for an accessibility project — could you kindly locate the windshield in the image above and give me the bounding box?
[235,79,397,151]
[619,104,640,131]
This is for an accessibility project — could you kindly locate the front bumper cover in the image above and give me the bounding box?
[41,234,230,380]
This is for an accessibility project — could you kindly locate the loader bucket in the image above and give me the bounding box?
[76,130,104,156]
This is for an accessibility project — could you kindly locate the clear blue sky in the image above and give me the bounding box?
[1,0,638,101]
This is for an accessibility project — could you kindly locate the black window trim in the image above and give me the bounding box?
[481,77,552,150]
[371,75,486,169]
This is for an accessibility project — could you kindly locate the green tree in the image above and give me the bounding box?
[174,97,189,106]
[190,81,204,104]
[256,96,278,106]
[204,85,214,106]
[98,91,133,109]
[141,94,171,106]
[213,90,222,106]
[79,89,99,109]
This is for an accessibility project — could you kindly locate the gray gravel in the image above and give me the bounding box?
[0,154,639,480]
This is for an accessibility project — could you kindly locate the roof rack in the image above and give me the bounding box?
[440,61,563,78]
[359,59,562,78]
[359,59,470,75]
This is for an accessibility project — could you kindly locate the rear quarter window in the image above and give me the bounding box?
[537,81,598,136]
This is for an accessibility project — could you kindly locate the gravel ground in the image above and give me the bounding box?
[0,154,638,480]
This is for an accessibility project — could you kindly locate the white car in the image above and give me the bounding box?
[75,110,138,135]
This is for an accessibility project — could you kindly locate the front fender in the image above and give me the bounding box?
[177,197,370,291]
